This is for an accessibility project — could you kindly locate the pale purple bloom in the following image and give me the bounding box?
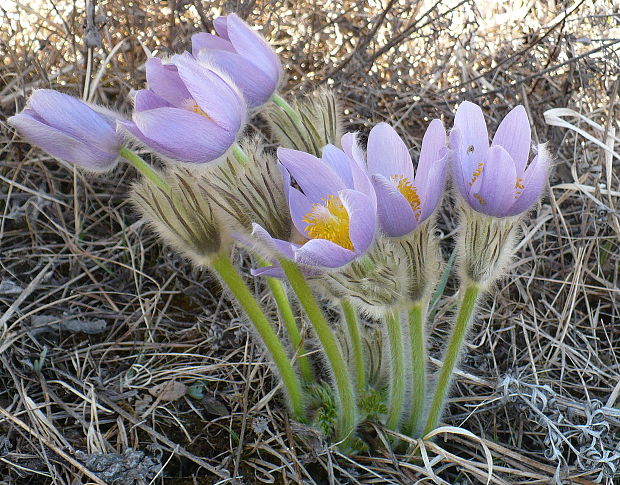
[120,53,246,163]
[252,142,376,270]
[451,101,550,217]
[192,14,282,108]
[366,122,448,237]
[8,89,122,172]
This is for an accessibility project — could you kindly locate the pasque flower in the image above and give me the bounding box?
[253,141,376,269]
[450,101,550,217]
[8,89,123,172]
[367,122,448,237]
[192,14,282,108]
[120,53,246,163]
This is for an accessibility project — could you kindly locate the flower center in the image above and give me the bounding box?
[391,175,421,221]
[302,195,353,250]
[515,177,524,198]
[184,100,213,120]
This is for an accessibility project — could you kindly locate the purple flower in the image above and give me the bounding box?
[451,101,550,217]
[253,142,376,270]
[192,14,282,108]
[8,89,122,172]
[120,53,246,163]
[366,122,448,237]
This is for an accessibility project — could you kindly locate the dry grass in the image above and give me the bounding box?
[1,0,619,483]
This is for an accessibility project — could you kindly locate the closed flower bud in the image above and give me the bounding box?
[120,54,246,164]
[8,89,123,173]
[200,137,293,242]
[266,88,343,157]
[131,168,226,265]
[192,14,282,108]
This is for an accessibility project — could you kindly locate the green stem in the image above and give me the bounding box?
[211,251,305,421]
[120,147,168,193]
[231,143,249,166]
[404,300,427,437]
[271,93,302,125]
[279,259,357,446]
[385,310,405,432]
[265,275,315,384]
[424,283,480,435]
[341,300,365,396]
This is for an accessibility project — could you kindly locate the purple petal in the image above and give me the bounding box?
[341,132,366,168]
[321,144,353,187]
[191,32,235,54]
[339,189,376,253]
[294,238,355,268]
[196,49,275,107]
[9,113,117,172]
[449,129,475,205]
[367,123,413,179]
[371,174,417,237]
[277,148,345,202]
[213,16,230,40]
[418,151,447,221]
[453,101,489,179]
[251,223,297,260]
[473,145,517,216]
[287,186,314,237]
[492,105,531,175]
[118,119,176,159]
[134,89,172,111]
[145,58,192,107]
[27,89,118,153]
[505,144,550,216]
[224,14,281,83]
[251,265,285,278]
[415,119,446,190]
[132,107,234,163]
[171,53,245,133]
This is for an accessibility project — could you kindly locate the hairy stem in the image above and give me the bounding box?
[265,275,315,384]
[385,310,405,432]
[424,283,480,435]
[120,147,168,193]
[341,299,365,396]
[404,300,427,437]
[280,259,357,447]
[231,143,249,166]
[211,251,305,421]
[271,93,302,125]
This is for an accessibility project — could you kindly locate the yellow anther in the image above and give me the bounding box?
[303,195,353,250]
[468,162,485,187]
[515,177,524,198]
[391,174,421,221]
[473,193,487,205]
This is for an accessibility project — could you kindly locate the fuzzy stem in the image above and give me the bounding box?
[280,259,357,447]
[385,310,405,432]
[404,300,427,437]
[120,148,169,193]
[341,299,365,396]
[271,93,302,125]
[424,283,480,435]
[265,275,315,384]
[231,143,249,166]
[211,251,305,421]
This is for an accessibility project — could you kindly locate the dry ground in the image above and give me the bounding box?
[1,0,619,483]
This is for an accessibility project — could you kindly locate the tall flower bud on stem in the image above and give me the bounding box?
[424,101,550,435]
[132,169,305,421]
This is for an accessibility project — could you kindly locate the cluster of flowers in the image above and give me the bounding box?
[9,13,550,451]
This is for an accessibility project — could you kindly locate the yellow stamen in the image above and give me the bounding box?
[391,175,421,221]
[468,162,485,187]
[515,177,524,198]
[191,103,213,120]
[473,193,486,205]
[303,195,353,250]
